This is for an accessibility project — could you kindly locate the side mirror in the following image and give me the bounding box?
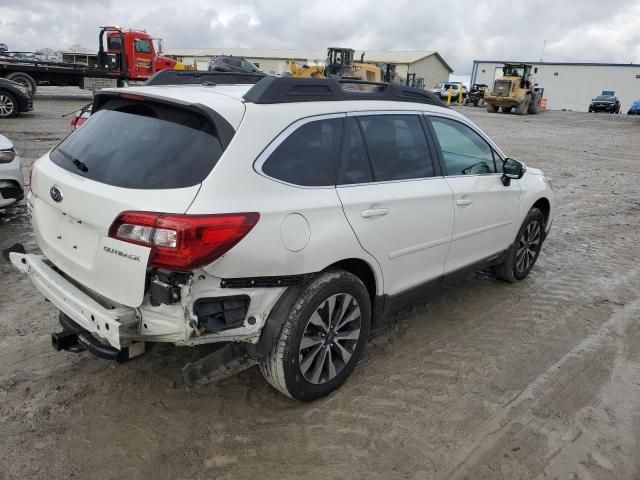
[502,158,526,186]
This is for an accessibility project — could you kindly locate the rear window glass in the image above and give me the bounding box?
[261,117,343,186]
[50,99,223,189]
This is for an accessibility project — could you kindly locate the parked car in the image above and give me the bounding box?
[588,95,620,113]
[430,82,445,94]
[0,134,24,207]
[70,102,92,131]
[0,78,33,118]
[438,82,467,99]
[8,76,554,401]
[208,55,262,74]
[627,99,640,115]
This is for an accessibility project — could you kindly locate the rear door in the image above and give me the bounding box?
[426,114,520,274]
[337,113,454,296]
[30,97,234,307]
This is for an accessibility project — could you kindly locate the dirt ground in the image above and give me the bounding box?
[1,94,639,480]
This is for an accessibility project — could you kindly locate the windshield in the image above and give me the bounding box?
[503,66,525,77]
[50,99,224,189]
[595,96,614,101]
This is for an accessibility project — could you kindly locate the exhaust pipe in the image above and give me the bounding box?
[51,330,80,351]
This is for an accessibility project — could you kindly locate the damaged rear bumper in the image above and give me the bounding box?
[9,252,138,350]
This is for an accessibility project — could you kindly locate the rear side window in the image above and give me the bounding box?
[337,117,373,185]
[50,99,223,189]
[262,118,343,186]
[358,114,434,181]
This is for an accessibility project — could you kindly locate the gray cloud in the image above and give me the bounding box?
[1,0,639,72]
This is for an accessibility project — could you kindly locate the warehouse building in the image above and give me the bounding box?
[165,48,452,88]
[471,60,640,112]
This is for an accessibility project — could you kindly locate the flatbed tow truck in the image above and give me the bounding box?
[0,26,184,95]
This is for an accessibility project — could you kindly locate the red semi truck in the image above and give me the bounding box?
[0,26,184,94]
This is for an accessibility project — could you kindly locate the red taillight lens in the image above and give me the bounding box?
[108,212,260,270]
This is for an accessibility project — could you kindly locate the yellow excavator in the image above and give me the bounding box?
[289,48,383,82]
[288,60,324,78]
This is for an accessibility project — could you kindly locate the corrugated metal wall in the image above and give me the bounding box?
[472,62,640,112]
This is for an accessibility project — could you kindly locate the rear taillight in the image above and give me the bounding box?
[108,212,260,270]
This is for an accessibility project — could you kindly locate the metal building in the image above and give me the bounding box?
[471,60,640,112]
[165,48,452,87]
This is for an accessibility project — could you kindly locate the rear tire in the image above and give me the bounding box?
[0,91,18,118]
[494,208,545,282]
[260,270,371,401]
[486,103,498,113]
[6,72,37,96]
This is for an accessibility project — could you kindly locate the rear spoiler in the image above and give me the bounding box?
[92,90,236,149]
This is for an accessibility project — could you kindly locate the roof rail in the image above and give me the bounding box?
[243,77,445,106]
[144,70,267,87]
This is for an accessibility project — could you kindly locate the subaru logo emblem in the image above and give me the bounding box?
[50,185,63,203]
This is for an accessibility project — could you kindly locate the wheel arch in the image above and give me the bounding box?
[531,197,551,225]
[324,257,381,304]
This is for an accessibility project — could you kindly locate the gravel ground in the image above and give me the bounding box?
[1,97,639,480]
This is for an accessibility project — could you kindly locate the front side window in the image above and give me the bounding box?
[358,114,434,182]
[429,117,496,175]
[261,118,343,186]
[134,39,152,53]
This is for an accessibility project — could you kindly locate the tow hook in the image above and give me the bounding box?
[52,330,82,351]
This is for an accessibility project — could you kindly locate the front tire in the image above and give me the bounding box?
[260,270,371,401]
[486,103,498,113]
[494,208,545,282]
[0,91,18,118]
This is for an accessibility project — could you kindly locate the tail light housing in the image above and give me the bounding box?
[109,212,260,270]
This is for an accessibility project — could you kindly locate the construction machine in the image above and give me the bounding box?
[484,63,543,115]
[288,60,324,78]
[324,48,382,82]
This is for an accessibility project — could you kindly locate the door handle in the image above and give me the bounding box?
[455,198,473,206]
[361,208,389,218]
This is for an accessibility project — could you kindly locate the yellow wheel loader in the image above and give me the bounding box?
[484,64,543,115]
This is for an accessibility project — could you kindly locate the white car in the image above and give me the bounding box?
[9,74,554,401]
[0,134,24,207]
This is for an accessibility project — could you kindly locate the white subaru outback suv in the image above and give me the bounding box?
[8,72,553,401]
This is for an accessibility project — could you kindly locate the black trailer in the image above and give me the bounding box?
[0,57,128,95]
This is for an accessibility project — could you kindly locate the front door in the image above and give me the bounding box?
[427,115,520,274]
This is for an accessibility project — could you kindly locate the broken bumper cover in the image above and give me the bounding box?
[9,252,137,350]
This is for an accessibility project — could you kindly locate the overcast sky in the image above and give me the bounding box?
[2,0,640,73]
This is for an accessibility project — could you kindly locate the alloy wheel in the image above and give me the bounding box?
[516,219,541,274]
[0,94,15,117]
[299,293,361,385]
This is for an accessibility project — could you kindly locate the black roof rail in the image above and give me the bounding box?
[144,70,267,87]
[243,76,445,106]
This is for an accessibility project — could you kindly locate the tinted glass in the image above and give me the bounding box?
[134,39,152,53]
[338,117,373,185]
[595,95,614,101]
[358,115,434,181]
[50,100,223,189]
[430,117,496,175]
[262,118,343,186]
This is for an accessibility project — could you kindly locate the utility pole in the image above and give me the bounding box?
[540,39,547,62]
